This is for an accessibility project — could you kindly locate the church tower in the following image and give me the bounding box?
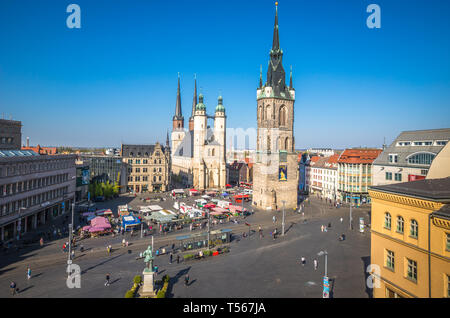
[214,95,227,189]
[171,74,186,154]
[193,93,208,189]
[252,3,298,211]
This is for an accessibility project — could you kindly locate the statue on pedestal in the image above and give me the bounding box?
[142,245,154,272]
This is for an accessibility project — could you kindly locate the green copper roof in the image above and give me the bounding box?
[215,95,225,113]
[196,94,206,111]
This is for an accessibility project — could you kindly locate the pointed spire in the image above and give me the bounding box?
[272,2,280,51]
[174,73,182,118]
[191,74,197,117]
[166,130,170,148]
[289,65,293,89]
[259,65,263,88]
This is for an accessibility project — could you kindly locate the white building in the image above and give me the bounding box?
[171,75,227,190]
[372,128,450,186]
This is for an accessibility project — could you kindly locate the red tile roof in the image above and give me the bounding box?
[337,148,382,164]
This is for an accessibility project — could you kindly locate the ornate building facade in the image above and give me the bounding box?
[252,3,298,211]
[171,75,227,190]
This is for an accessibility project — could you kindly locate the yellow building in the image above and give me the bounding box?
[369,177,450,298]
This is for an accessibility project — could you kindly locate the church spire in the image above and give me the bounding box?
[173,73,184,129]
[266,2,286,96]
[174,73,182,118]
[259,65,263,88]
[166,130,170,149]
[289,65,293,89]
[272,2,280,52]
[191,74,197,118]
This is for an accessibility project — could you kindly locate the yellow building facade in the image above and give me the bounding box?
[369,177,450,298]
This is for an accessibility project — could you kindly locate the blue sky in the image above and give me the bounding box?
[0,0,449,149]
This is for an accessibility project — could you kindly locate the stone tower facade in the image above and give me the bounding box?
[252,3,298,211]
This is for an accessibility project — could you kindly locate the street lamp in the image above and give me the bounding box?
[67,203,75,276]
[281,200,286,236]
[318,250,329,298]
[317,250,328,276]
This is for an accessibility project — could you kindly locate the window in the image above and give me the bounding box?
[384,212,391,229]
[135,168,140,173]
[436,140,447,146]
[394,173,402,181]
[447,275,450,298]
[389,154,398,163]
[386,172,392,180]
[421,170,428,175]
[386,250,395,270]
[136,159,141,164]
[406,259,417,282]
[410,219,418,238]
[407,152,436,165]
[446,233,450,251]
[397,216,404,233]
[128,159,133,164]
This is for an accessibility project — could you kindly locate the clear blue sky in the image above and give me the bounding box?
[0,0,449,149]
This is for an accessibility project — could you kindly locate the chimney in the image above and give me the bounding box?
[26,137,30,148]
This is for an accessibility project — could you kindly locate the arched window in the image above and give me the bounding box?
[212,148,215,156]
[410,219,418,238]
[266,105,271,121]
[285,137,289,151]
[279,106,286,126]
[384,212,391,229]
[259,106,263,121]
[396,216,404,233]
[407,152,436,165]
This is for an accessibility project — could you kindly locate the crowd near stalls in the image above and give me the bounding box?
[75,185,253,241]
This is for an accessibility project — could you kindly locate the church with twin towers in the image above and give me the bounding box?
[170,75,227,190]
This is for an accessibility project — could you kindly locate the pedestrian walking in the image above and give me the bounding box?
[258,225,263,239]
[321,225,324,232]
[340,217,343,223]
[272,215,276,224]
[39,237,44,247]
[301,257,306,266]
[314,259,318,270]
[184,274,189,286]
[169,253,173,264]
[10,281,17,296]
[171,243,175,252]
[105,273,110,286]
[122,239,126,247]
[71,249,75,259]
[177,255,180,264]
[26,266,31,280]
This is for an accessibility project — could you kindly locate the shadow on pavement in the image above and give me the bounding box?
[165,266,191,298]
[81,254,124,275]
[361,256,373,298]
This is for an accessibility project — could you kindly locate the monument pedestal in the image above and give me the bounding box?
[140,268,156,297]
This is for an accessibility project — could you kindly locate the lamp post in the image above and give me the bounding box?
[68,203,75,269]
[318,250,329,298]
[281,200,286,236]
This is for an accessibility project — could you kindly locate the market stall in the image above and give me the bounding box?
[122,215,141,231]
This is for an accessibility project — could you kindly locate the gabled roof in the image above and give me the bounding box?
[121,144,166,157]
